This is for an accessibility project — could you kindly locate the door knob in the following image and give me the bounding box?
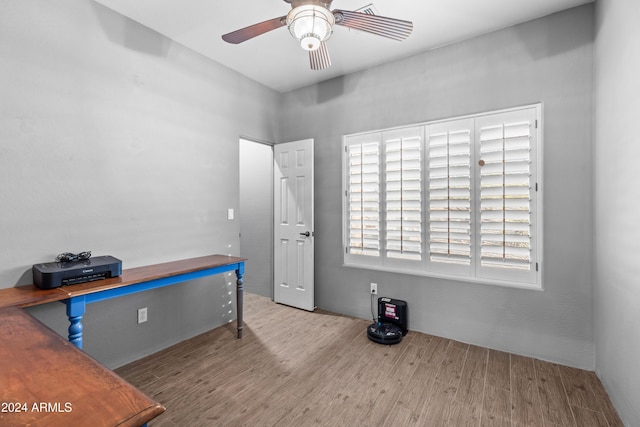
[299,231,311,237]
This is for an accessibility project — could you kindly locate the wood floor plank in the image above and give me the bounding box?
[571,406,609,427]
[368,346,425,425]
[559,364,610,414]
[511,376,544,426]
[365,337,410,368]
[235,391,307,426]
[448,400,482,426]
[392,361,436,418]
[482,385,511,426]
[481,413,511,427]
[534,359,575,426]
[382,404,420,426]
[356,384,402,426]
[486,349,511,391]
[456,358,487,409]
[390,343,422,379]
[511,354,536,382]
[581,371,626,427]
[435,341,469,386]
[467,344,489,363]
[113,293,622,427]
[337,374,393,426]
[422,335,450,365]
[558,366,624,427]
[420,380,458,426]
[406,330,433,348]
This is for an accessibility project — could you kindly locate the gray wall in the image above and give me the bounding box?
[279,5,595,369]
[594,0,640,425]
[0,1,279,368]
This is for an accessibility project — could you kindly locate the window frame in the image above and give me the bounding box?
[342,104,543,290]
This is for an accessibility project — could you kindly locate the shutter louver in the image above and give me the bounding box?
[427,125,472,266]
[347,141,380,257]
[385,131,422,261]
[479,120,533,271]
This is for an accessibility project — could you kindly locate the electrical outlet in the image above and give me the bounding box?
[370,283,378,295]
[137,307,148,324]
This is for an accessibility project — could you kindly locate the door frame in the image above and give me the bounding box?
[239,137,275,299]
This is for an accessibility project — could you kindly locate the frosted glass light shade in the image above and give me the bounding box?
[286,5,335,51]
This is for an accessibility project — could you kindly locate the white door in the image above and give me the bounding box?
[274,139,314,311]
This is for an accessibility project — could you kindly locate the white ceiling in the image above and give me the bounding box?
[94,0,593,93]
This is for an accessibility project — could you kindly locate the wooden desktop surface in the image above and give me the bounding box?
[63,254,245,297]
[0,306,165,427]
[0,285,68,309]
[0,254,245,308]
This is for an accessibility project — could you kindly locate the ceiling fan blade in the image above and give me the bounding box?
[332,10,413,41]
[309,42,331,70]
[222,16,287,44]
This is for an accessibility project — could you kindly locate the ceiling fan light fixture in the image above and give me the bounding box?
[287,5,335,51]
[299,35,321,51]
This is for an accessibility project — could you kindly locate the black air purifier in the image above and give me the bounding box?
[367,297,408,345]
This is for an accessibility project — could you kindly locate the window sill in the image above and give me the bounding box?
[342,262,543,291]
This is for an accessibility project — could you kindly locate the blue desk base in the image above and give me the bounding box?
[63,261,244,349]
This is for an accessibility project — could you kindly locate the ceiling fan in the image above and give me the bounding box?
[221,0,413,70]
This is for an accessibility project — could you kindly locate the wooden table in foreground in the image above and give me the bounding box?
[0,306,165,427]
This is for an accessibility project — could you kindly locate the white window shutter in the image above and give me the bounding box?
[342,104,542,289]
[426,119,473,273]
[476,108,538,284]
[345,134,381,258]
[384,128,423,262]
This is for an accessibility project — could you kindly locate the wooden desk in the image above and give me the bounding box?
[0,255,246,349]
[0,306,165,427]
[60,255,246,349]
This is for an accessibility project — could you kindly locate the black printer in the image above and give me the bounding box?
[32,255,122,289]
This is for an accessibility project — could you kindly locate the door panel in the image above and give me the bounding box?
[274,139,314,311]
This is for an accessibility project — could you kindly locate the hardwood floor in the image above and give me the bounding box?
[115,293,623,426]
